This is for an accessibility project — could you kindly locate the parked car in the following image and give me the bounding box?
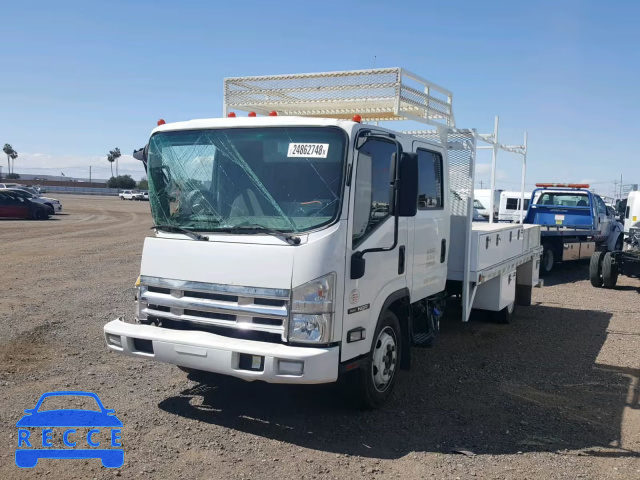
[0,182,22,189]
[9,188,63,214]
[0,191,51,220]
[134,190,149,201]
[473,207,488,222]
[119,190,139,200]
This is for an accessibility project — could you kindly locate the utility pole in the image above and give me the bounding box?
[480,180,483,188]
[89,166,92,183]
[620,174,623,199]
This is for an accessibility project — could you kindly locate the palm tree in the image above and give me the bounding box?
[3,143,18,175]
[107,148,121,178]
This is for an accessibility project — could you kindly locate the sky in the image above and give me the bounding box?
[1,0,638,197]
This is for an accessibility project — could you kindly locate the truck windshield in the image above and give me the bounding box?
[535,192,589,207]
[147,127,347,233]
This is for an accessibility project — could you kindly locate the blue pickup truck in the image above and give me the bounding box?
[524,184,623,275]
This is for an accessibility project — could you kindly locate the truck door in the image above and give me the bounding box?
[409,145,449,300]
[342,137,408,362]
[595,195,611,236]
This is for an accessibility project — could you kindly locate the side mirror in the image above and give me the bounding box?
[133,145,149,173]
[351,252,366,280]
[398,152,419,217]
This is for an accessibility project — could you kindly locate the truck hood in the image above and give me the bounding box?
[140,236,295,289]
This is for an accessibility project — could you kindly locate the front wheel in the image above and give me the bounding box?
[352,310,402,409]
[602,252,618,289]
[34,209,48,220]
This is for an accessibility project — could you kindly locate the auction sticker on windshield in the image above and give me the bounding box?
[287,143,329,158]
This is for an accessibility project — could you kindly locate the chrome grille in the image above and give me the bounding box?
[139,276,290,342]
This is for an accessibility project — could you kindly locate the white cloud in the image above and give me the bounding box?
[476,163,508,180]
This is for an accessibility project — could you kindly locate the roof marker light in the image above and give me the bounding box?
[536,183,590,189]
[248,111,257,117]
[352,114,362,123]
[157,119,166,126]
[227,112,236,117]
[269,111,278,116]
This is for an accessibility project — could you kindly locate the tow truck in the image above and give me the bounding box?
[590,191,640,288]
[103,68,542,408]
[523,184,623,275]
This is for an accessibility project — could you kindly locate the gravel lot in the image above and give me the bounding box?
[1,194,639,479]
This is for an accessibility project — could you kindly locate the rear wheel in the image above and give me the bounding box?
[351,310,402,409]
[491,301,516,324]
[540,243,555,276]
[602,252,618,289]
[589,251,605,287]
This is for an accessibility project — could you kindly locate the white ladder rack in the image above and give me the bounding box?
[224,67,455,127]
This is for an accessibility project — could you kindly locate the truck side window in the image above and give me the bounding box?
[417,149,443,209]
[352,139,396,246]
[506,198,518,210]
[596,196,606,215]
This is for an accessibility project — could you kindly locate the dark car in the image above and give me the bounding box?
[0,190,51,220]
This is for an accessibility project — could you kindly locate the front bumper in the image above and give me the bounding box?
[54,204,62,213]
[104,319,339,384]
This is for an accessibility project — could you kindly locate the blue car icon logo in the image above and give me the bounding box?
[15,391,123,468]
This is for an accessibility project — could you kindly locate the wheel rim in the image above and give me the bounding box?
[371,326,398,393]
[543,249,554,271]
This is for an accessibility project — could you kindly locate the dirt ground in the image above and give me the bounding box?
[1,194,639,479]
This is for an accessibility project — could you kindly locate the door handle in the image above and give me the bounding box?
[440,239,447,263]
[398,246,405,274]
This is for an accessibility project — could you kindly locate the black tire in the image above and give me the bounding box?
[540,243,555,276]
[602,252,618,289]
[589,251,605,287]
[352,310,402,409]
[491,301,516,324]
[34,209,48,220]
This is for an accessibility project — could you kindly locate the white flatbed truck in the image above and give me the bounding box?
[104,68,542,408]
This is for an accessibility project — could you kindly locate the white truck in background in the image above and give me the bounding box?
[498,190,532,223]
[104,68,542,408]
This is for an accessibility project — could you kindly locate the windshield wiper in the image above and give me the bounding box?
[216,224,301,245]
[151,224,209,241]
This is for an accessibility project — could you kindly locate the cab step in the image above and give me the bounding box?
[412,332,436,347]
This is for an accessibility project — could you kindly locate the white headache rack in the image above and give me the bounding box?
[224,67,455,127]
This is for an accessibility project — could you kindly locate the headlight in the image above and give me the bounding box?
[289,273,336,343]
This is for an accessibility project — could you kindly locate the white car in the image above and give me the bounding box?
[2,188,63,214]
[119,190,139,200]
